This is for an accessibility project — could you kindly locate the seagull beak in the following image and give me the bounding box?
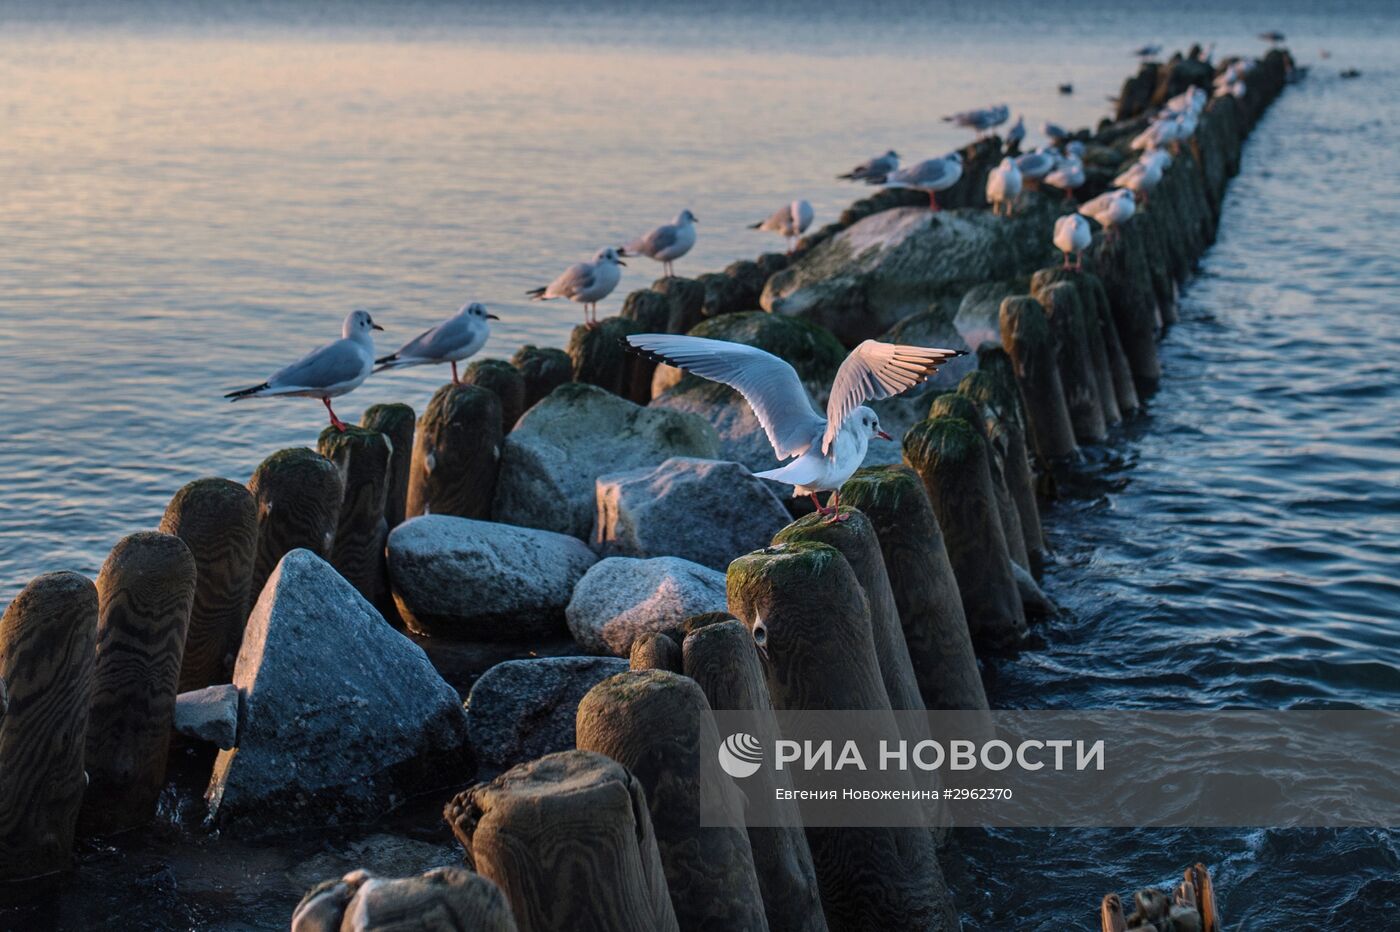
[371,323,384,331]
[876,430,893,441]
[617,259,628,267]
[486,313,500,320]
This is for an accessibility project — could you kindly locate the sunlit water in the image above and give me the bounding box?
[1,1,1397,929]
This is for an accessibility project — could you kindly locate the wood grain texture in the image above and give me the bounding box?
[159,477,257,691]
[80,531,197,835]
[0,571,98,880]
[840,466,987,712]
[510,345,573,413]
[318,425,392,608]
[576,670,769,932]
[1033,280,1109,444]
[904,417,1028,652]
[629,631,683,672]
[292,866,519,932]
[1029,268,1122,427]
[1090,225,1161,393]
[682,619,828,932]
[1082,271,1141,417]
[361,402,416,532]
[463,358,527,431]
[406,384,502,521]
[248,448,344,606]
[725,544,959,932]
[445,750,679,932]
[566,317,650,404]
[982,412,1045,574]
[999,295,1080,464]
[928,393,1029,571]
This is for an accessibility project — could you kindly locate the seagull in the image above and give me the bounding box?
[1044,153,1085,201]
[1054,214,1092,270]
[880,153,964,210]
[1258,31,1285,44]
[1058,83,1074,95]
[1042,121,1070,145]
[1006,115,1026,151]
[944,105,1009,136]
[1079,188,1137,242]
[1132,44,1162,59]
[624,334,964,520]
[1114,157,1164,204]
[373,302,498,385]
[1130,117,1184,152]
[986,156,1022,216]
[620,209,697,278]
[749,200,815,253]
[1016,148,1058,183]
[225,310,381,432]
[1140,148,1173,173]
[838,150,899,182]
[526,247,626,327]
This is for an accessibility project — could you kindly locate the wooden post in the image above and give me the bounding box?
[576,670,769,932]
[159,477,257,691]
[567,317,650,404]
[652,278,706,335]
[361,402,416,531]
[0,571,98,880]
[445,749,680,932]
[1034,281,1108,443]
[292,867,519,932]
[904,417,1028,651]
[463,358,528,431]
[79,531,197,835]
[725,543,960,932]
[928,393,1029,570]
[999,295,1079,464]
[1093,226,1162,393]
[1029,269,1122,427]
[1080,271,1141,417]
[406,384,502,521]
[248,448,343,606]
[954,375,1045,573]
[840,467,988,711]
[681,619,827,932]
[511,345,573,413]
[973,343,1027,431]
[629,631,682,672]
[318,425,392,608]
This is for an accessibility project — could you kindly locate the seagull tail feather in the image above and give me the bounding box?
[224,382,270,401]
[525,286,547,299]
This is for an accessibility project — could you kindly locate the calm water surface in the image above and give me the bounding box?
[1,1,1397,929]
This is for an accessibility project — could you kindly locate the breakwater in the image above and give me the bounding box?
[0,41,1288,929]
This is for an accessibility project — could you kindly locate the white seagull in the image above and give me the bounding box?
[1079,188,1137,241]
[944,105,1009,136]
[1015,148,1058,183]
[1044,153,1085,200]
[838,150,900,182]
[986,156,1023,216]
[881,153,964,210]
[1043,121,1070,145]
[1006,114,1026,150]
[374,301,498,385]
[1053,214,1093,270]
[526,247,627,327]
[1114,157,1164,204]
[620,209,697,278]
[225,310,381,432]
[624,334,964,520]
[749,200,815,253]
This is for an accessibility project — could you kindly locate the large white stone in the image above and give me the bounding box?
[387,515,597,640]
[593,457,790,570]
[492,382,719,539]
[206,549,470,832]
[565,557,727,656]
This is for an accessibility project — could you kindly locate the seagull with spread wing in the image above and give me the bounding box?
[625,334,964,520]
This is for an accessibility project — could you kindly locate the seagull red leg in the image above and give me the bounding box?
[451,360,460,385]
[322,397,347,432]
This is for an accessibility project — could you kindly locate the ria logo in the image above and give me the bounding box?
[718,732,764,778]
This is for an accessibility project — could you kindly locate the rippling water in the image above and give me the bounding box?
[2,1,1397,929]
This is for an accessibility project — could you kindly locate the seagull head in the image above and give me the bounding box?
[464,301,499,321]
[854,407,892,442]
[677,209,698,226]
[886,149,900,160]
[597,246,626,266]
[947,151,965,165]
[344,309,383,339]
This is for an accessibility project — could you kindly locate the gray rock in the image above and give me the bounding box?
[492,382,718,539]
[761,196,1063,346]
[292,867,517,932]
[566,557,727,656]
[387,515,596,640]
[955,280,1023,350]
[173,683,240,749]
[206,550,470,832]
[466,656,628,776]
[593,457,789,570]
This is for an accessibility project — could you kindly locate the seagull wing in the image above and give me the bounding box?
[392,313,480,362]
[267,338,368,392]
[625,333,824,460]
[627,224,678,257]
[546,262,596,300]
[823,341,964,454]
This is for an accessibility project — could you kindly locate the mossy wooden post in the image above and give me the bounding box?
[955,373,1045,572]
[445,750,680,932]
[159,478,257,691]
[904,418,1027,651]
[928,393,1029,571]
[406,384,502,520]
[840,467,987,711]
[1030,269,1122,427]
[725,543,959,932]
[652,277,706,335]
[1034,281,1108,444]
[773,511,927,716]
[999,295,1079,464]
[0,572,98,881]
[567,317,649,404]
[1081,272,1141,417]
[511,345,573,413]
[682,618,827,932]
[463,358,527,431]
[629,631,682,672]
[1093,226,1161,393]
[79,531,196,835]
[248,448,343,605]
[293,867,520,932]
[577,670,768,932]
[318,425,392,608]
[973,343,1027,430]
[361,402,415,532]
[621,289,674,332]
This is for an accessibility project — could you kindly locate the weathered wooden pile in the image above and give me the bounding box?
[0,46,1292,931]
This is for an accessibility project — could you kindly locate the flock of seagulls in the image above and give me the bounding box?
[226,48,1255,434]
